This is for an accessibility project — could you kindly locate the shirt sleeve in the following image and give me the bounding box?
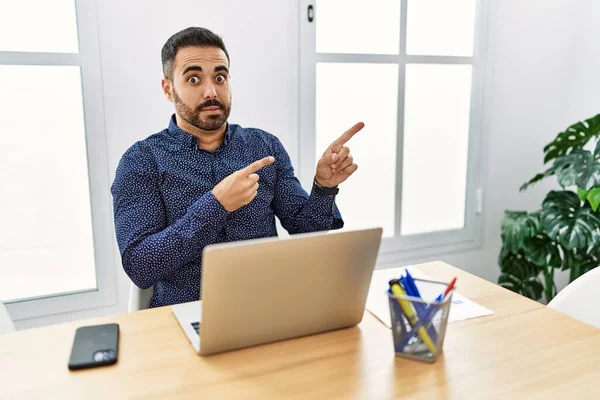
[270,136,344,234]
[111,143,229,289]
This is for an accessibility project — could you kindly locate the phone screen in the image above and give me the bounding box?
[68,323,119,370]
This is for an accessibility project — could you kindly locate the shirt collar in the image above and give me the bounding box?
[167,114,232,152]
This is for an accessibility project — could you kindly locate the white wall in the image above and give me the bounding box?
[435,0,581,284]
[569,1,600,119]
[438,0,599,288]
[15,0,600,328]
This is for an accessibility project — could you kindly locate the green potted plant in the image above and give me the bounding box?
[498,113,600,302]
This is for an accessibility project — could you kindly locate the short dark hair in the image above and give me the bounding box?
[161,27,230,79]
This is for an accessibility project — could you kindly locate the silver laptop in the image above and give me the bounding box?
[171,227,382,356]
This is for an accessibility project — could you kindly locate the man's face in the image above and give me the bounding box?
[163,46,231,132]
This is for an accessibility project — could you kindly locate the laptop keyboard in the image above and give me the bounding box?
[191,321,200,335]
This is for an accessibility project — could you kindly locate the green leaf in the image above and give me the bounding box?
[554,148,600,190]
[522,234,562,268]
[541,191,600,249]
[520,167,556,192]
[577,186,590,201]
[562,246,600,282]
[561,246,576,271]
[501,211,541,252]
[498,248,544,300]
[585,245,600,266]
[587,187,600,211]
[577,258,598,277]
[543,113,600,164]
[561,247,600,282]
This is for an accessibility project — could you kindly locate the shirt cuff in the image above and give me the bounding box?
[309,188,344,230]
[188,191,230,225]
[312,179,340,196]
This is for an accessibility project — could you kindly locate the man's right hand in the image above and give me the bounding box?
[212,156,276,212]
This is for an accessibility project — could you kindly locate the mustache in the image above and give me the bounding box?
[196,99,225,111]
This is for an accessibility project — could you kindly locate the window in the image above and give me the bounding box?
[0,0,116,320]
[300,0,487,262]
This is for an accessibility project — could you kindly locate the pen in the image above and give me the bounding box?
[388,287,407,336]
[405,271,421,297]
[396,277,457,350]
[389,279,437,354]
[396,304,438,350]
[434,277,457,302]
[401,273,437,342]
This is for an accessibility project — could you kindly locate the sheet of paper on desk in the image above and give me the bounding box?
[365,266,494,328]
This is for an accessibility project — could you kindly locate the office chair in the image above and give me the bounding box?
[0,300,16,333]
[547,267,600,329]
[128,283,154,312]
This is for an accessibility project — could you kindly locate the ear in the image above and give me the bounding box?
[161,77,174,102]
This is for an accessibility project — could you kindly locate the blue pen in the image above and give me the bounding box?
[396,277,457,350]
[396,301,440,350]
[405,271,421,297]
[403,272,437,342]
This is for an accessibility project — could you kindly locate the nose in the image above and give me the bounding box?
[203,82,218,99]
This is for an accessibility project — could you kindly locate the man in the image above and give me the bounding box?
[111,27,364,307]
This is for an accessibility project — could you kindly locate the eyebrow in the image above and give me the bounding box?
[182,65,202,75]
[181,65,229,76]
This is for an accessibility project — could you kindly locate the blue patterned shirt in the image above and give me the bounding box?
[111,115,343,307]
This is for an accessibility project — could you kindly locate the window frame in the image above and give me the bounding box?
[299,0,490,263]
[0,0,117,320]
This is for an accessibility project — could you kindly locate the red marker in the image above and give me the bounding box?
[443,277,457,297]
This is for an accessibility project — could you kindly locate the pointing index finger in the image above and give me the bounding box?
[241,156,275,175]
[330,122,365,151]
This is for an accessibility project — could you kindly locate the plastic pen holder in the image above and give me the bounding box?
[387,279,453,363]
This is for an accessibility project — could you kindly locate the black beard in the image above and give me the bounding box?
[173,90,231,131]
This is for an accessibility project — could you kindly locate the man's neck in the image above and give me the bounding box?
[175,114,227,152]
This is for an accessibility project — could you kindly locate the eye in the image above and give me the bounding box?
[188,76,200,84]
[216,74,226,83]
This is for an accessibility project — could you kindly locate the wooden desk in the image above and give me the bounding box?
[2,261,600,399]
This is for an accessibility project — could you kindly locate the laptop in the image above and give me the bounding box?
[171,227,382,356]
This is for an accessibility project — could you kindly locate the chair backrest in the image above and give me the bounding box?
[0,300,16,333]
[128,283,154,312]
[547,267,600,329]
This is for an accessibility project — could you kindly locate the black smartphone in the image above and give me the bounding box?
[68,323,119,371]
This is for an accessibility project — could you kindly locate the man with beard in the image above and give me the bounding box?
[111,27,364,307]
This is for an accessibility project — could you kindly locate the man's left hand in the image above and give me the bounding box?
[315,122,364,188]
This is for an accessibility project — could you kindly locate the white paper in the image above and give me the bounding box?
[365,266,494,328]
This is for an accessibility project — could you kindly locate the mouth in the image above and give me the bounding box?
[201,106,222,112]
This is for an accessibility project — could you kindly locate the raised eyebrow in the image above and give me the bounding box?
[214,65,229,74]
[182,65,202,76]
